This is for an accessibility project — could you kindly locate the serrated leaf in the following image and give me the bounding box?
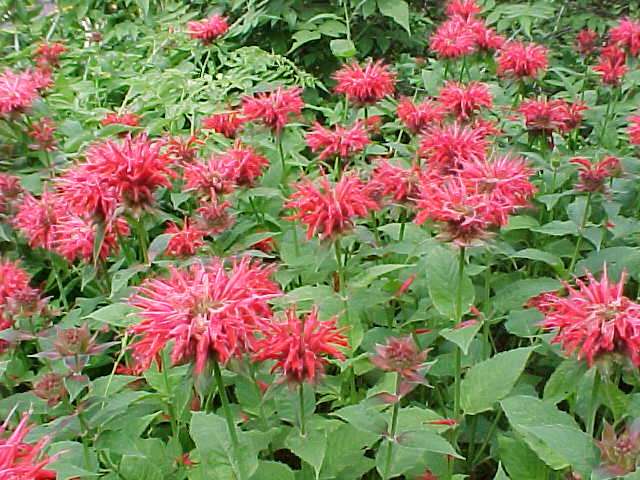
[440,321,482,355]
[285,428,326,479]
[377,0,410,33]
[425,246,474,319]
[332,403,388,435]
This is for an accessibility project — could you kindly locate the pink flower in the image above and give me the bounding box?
[252,306,348,384]
[305,121,370,160]
[183,156,235,199]
[610,18,640,56]
[576,29,599,56]
[369,159,421,204]
[597,420,640,477]
[128,259,281,373]
[163,135,202,164]
[418,122,487,171]
[55,164,120,222]
[164,219,206,257]
[53,215,128,262]
[0,69,39,115]
[0,413,57,479]
[202,111,245,138]
[101,112,140,127]
[570,156,621,193]
[629,114,640,145]
[518,98,585,134]
[333,60,396,105]
[593,44,628,85]
[195,199,235,235]
[371,336,429,385]
[397,97,445,133]
[219,142,269,186]
[446,0,480,19]
[241,86,304,133]
[0,259,32,323]
[535,268,640,367]
[13,191,61,250]
[496,41,548,79]
[187,15,229,44]
[34,41,66,68]
[28,117,57,151]
[438,81,493,120]
[285,173,380,240]
[430,17,477,58]
[0,173,21,214]
[470,20,505,51]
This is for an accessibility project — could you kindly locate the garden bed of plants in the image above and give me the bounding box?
[2,0,640,479]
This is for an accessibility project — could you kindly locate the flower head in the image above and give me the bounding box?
[496,41,548,79]
[470,20,505,50]
[430,18,477,59]
[371,336,429,385]
[438,81,493,120]
[55,164,120,222]
[53,215,128,262]
[34,373,67,406]
[369,159,421,204]
[593,44,628,85]
[0,173,21,214]
[518,98,585,134]
[629,114,640,145]
[0,69,39,115]
[195,199,235,235]
[202,111,245,138]
[610,18,640,56]
[252,306,348,384]
[241,86,304,133]
[0,259,33,323]
[333,60,396,104]
[570,156,620,193]
[597,420,640,477]
[128,259,281,373]
[535,268,640,367]
[446,0,480,19]
[34,42,66,68]
[419,122,487,171]
[187,15,229,44]
[305,121,370,160]
[576,29,599,56]
[28,117,57,151]
[0,413,57,479]
[13,191,61,250]
[397,97,445,134]
[101,112,140,127]
[164,219,206,257]
[285,173,380,240]
[219,142,269,186]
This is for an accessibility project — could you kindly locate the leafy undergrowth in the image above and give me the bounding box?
[2,1,640,479]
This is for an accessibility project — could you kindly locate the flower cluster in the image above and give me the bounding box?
[570,156,620,193]
[333,60,396,104]
[241,87,304,133]
[187,15,229,44]
[305,121,370,161]
[518,98,586,135]
[496,41,549,79]
[0,413,57,479]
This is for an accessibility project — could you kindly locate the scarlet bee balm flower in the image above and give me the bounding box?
[496,41,549,79]
[430,18,477,59]
[438,81,493,120]
[305,121,370,160]
[187,15,229,44]
[0,413,57,479]
[241,87,304,133]
[333,60,396,105]
[397,97,445,134]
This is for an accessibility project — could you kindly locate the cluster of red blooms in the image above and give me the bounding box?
[397,98,445,133]
[518,97,587,135]
[496,41,549,79]
[597,420,640,477]
[305,120,371,161]
[34,42,66,68]
[187,14,229,45]
[570,156,620,193]
[333,60,396,104]
[0,173,22,215]
[371,336,429,401]
[629,114,640,145]
[0,413,57,479]
[0,259,48,335]
[202,110,245,138]
[534,268,640,367]
[101,111,141,128]
[28,117,57,151]
[241,86,304,133]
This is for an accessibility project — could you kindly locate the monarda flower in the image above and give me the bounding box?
[570,156,620,193]
[28,117,57,151]
[305,121,370,161]
[202,111,245,138]
[0,69,39,115]
[369,159,421,204]
[535,268,640,367]
[252,306,348,384]
[101,112,140,127]
[518,98,585,134]
[576,29,599,56]
[13,191,61,250]
[333,60,396,105]
[128,259,281,373]
[53,215,128,262]
[438,81,493,120]
[82,134,174,213]
[397,97,445,134]
[470,20,505,51]
[55,164,120,222]
[163,135,202,164]
[195,199,235,235]
[187,15,229,44]
[418,122,487,171]
[219,142,269,186]
[371,336,429,395]
[496,41,549,79]
[183,156,236,199]
[593,44,628,85]
[628,114,640,145]
[285,173,380,240]
[34,41,66,68]
[429,17,477,59]
[34,373,67,406]
[0,259,32,323]
[445,0,480,19]
[609,17,640,56]
[241,86,304,133]
[0,173,21,214]
[164,219,206,257]
[597,420,640,477]
[0,413,57,479]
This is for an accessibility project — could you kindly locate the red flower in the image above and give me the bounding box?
[34,373,67,406]
[429,17,477,59]
[53,215,128,262]
[518,98,584,134]
[576,29,599,56]
[252,306,348,384]
[219,142,269,186]
[202,111,245,138]
[418,122,487,171]
[13,191,61,250]
[535,268,640,367]
[597,420,640,477]
[333,60,396,105]
[163,135,202,164]
[496,41,548,79]
[416,470,439,480]
[285,173,380,240]
[446,0,480,19]
[397,97,445,133]
[593,44,628,85]
[0,173,21,214]
[83,134,174,213]
[0,413,57,479]
[187,15,229,44]
[164,219,206,257]
[371,336,429,384]
[183,156,235,199]
[369,159,421,204]
[0,69,39,115]
[305,121,370,160]
[629,114,640,145]
[241,86,304,133]
[28,117,57,151]
[101,112,140,127]
[470,20,505,51]
[0,259,32,323]
[195,199,235,235]
[438,81,493,120]
[610,17,640,56]
[128,259,281,373]
[29,67,53,91]
[570,156,621,193]
[34,41,66,68]
[55,164,120,222]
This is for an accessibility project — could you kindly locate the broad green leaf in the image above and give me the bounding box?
[250,461,295,480]
[461,347,535,415]
[493,463,510,480]
[332,403,388,435]
[120,454,162,480]
[505,309,543,338]
[397,429,462,458]
[87,303,137,327]
[440,321,482,355]
[532,220,579,236]
[543,360,588,404]
[351,264,409,288]
[148,233,173,262]
[375,442,426,479]
[285,428,327,479]
[289,30,321,53]
[494,278,560,313]
[510,248,563,271]
[330,39,357,57]
[498,435,549,480]
[425,246,474,319]
[377,0,411,33]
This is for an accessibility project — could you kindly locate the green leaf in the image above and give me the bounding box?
[397,429,462,458]
[493,462,510,480]
[376,0,411,33]
[505,309,542,338]
[87,303,137,327]
[461,347,535,415]
[289,30,321,53]
[498,435,549,480]
[250,461,295,480]
[375,442,425,479]
[543,360,588,404]
[493,278,560,313]
[351,264,409,288]
[532,220,579,236]
[425,246,474,319]
[285,428,327,479]
[332,403,388,435]
[330,39,357,58]
[120,454,162,480]
[440,321,482,355]
[110,265,147,298]
[135,0,149,17]
[510,248,563,271]
[148,233,173,262]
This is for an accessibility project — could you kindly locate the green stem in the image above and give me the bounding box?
[50,253,69,310]
[298,383,306,436]
[588,369,601,437]
[161,353,178,438]
[471,410,502,466]
[134,216,149,264]
[453,246,466,422]
[568,192,592,275]
[382,374,402,480]
[213,359,240,449]
[277,133,287,184]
